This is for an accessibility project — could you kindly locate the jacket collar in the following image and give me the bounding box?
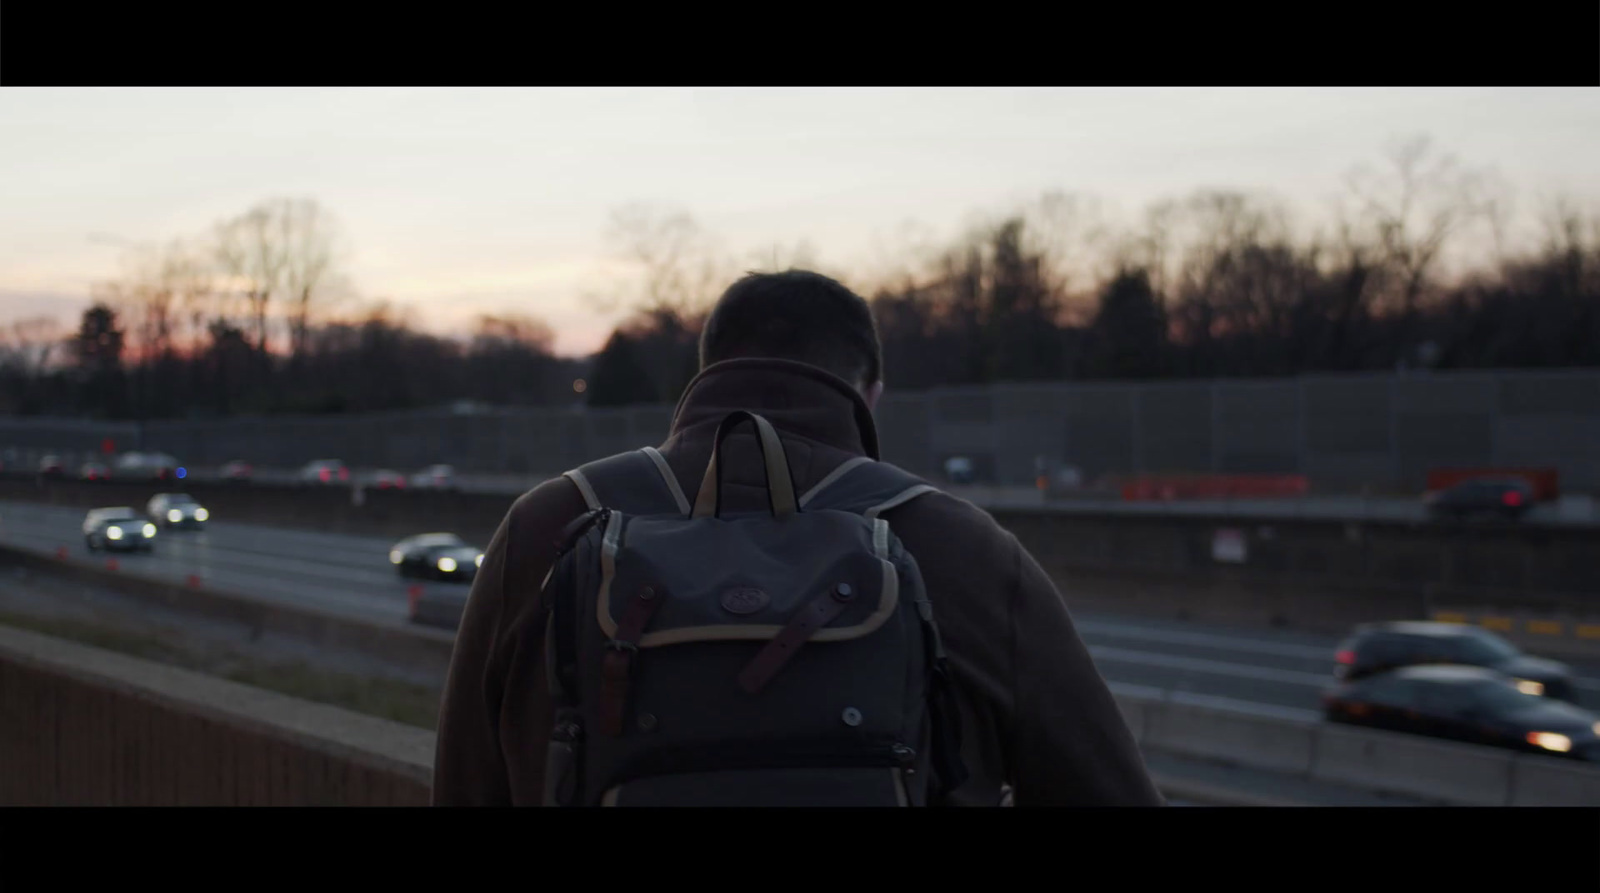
[663,358,880,460]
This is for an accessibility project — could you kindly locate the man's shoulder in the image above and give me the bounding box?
[505,473,591,544]
[869,465,1020,562]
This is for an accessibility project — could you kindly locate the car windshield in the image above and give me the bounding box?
[1471,679,1544,715]
[167,494,195,503]
[1456,632,1521,663]
[416,534,463,547]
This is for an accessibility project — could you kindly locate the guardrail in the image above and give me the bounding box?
[1108,682,1600,806]
[0,623,434,806]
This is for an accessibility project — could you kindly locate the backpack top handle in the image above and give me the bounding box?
[691,411,798,521]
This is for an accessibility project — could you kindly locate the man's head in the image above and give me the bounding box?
[699,270,885,408]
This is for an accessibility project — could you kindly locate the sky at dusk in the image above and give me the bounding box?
[3,87,1598,356]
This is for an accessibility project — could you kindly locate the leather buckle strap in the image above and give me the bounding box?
[737,583,856,694]
[595,584,664,736]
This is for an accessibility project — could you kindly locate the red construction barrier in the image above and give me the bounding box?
[1426,468,1559,501]
[1119,474,1310,502]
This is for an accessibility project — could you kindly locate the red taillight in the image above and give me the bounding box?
[338,468,349,481]
[1503,491,1523,507]
[1336,650,1355,665]
[319,469,330,482]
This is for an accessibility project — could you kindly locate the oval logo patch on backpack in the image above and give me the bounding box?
[720,587,770,615]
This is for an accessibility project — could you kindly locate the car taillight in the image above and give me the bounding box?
[319,469,330,481]
[1336,650,1355,665]
[338,468,349,480]
[1503,491,1523,507]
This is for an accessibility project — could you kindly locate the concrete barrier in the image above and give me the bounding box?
[0,623,435,806]
[1111,685,1600,805]
[1508,756,1600,806]
[1309,723,1516,805]
[1142,698,1317,775]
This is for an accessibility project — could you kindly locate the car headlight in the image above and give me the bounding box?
[143,523,156,537]
[1527,731,1572,753]
[475,553,483,568]
[194,508,209,522]
[167,509,183,522]
[1515,679,1545,696]
[437,556,458,573]
[106,526,123,540]
[390,550,404,565]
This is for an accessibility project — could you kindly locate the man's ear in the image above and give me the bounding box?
[862,379,884,412]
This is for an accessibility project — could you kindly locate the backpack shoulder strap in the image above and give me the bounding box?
[562,446,690,517]
[799,457,941,518]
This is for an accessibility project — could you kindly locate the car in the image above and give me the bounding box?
[39,455,65,478]
[370,469,406,489]
[299,459,349,485]
[115,451,181,481]
[1334,621,1576,701]
[409,464,457,491]
[1424,477,1535,521]
[82,506,157,552]
[146,492,210,529]
[389,532,483,581]
[943,456,976,484]
[219,460,253,483]
[1322,664,1600,762]
[80,461,110,481]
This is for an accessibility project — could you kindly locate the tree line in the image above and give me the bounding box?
[2,135,1597,419]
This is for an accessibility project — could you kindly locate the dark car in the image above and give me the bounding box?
[80,461,110,481]
[1424,477,1535,521]
[82,506,157,553]
[39,455,65,479]
[1323,665,1600,762]
[1334,621,1576,701]
[389,532,483,581]
[146,492,210,529]
[220,460,253,483]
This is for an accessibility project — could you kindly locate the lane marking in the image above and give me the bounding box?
[1076,620,1336,660]
[1527,620,1563,636]
[1088,645,1331,686]
[1480,616,1514,632]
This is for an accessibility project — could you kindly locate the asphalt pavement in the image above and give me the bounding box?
[4,498,1599,717]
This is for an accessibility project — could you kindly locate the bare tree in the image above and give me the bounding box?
[1342,134,1495,315]
[603,202,730,319]
[215,200,292,355]
[2,316,65,376]
[280,199,349,362]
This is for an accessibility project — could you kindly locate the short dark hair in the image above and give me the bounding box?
[699,270,883,386]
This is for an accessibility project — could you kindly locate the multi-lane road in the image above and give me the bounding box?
[6,497,1599,717]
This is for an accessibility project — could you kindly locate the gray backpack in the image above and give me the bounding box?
[540,410,967,806]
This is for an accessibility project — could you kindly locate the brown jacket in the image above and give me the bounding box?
[432,358,1164,806]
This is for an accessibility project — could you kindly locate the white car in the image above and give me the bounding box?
[115,451,180,481]
[147,493,210,530]
[82,507,157,553]
[299,459,349,485]
[409,464,457,490]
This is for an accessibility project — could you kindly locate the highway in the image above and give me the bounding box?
[45,458,1600,527]
[4,498,1600,717]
